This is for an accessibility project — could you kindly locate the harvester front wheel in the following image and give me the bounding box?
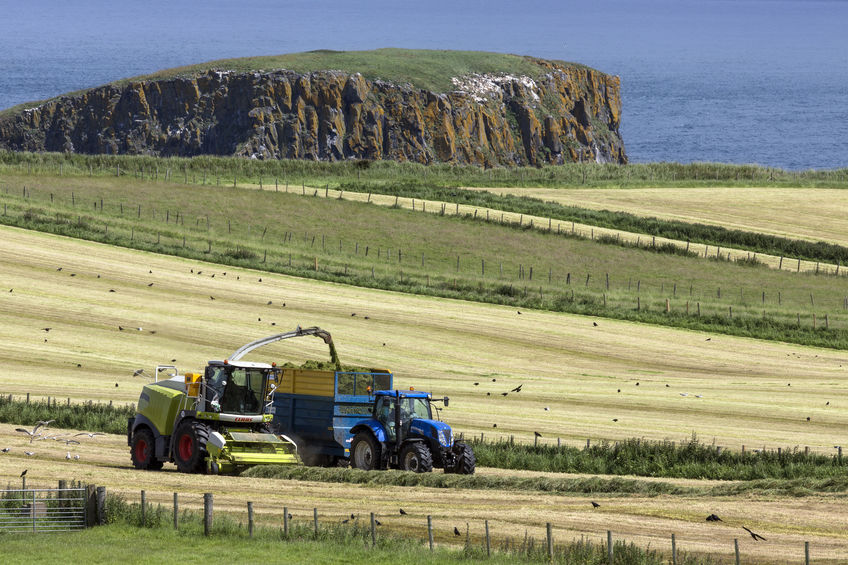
[131,428,163,471]
[445,442,475,475]
[173,420,209,473]
[351,432,382,471]
[400,442,433,473]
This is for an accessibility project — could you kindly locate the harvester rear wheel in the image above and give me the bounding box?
[173,419,209,473]
[350,432,382,471]
[400,442,433,473]
[131,428,163,471]
[445,442,475,475]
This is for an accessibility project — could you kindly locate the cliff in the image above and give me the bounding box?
[0,52,626,166]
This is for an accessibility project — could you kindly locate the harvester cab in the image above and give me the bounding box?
[129,326,338,474]
[349,389,475,474]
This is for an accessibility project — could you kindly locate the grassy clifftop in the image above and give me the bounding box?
[134,48,591,93]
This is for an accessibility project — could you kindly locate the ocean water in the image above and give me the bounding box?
[0,0,846,170]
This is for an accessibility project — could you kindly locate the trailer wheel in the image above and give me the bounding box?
[445,442,475,475]
[131,428,163,471]
[173,420,209,473]
[400,442,433,473]
[351,432,382,471]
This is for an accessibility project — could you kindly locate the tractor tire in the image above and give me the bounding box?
[400,442,433,473]
[445,442,475,475]
[130,428,163,471]
[350,432,382,471]
[173,419,209,474]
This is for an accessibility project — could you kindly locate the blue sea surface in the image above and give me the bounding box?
[0,0,845,169]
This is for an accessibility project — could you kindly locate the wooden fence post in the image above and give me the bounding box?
[805,541,810,565]
[734,538,740,565]
[248,502,254,537]
[96,486,107,526]
[141,490,146,526]
[672,533,677,565]
[313,507,319,535]
[370,512,376,547]
[485,519,491,556]
[173,493,178,529]
[85,485,97,527]
[546,522,553,561]
[283,506,289,535]
[428,515,434,551]
[204,493,213,536]
[607,530,613,564]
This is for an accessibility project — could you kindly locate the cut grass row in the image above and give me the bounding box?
[3,397,845,483]
[2,172,848,348]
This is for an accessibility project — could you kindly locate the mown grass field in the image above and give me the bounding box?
[1,228,847,562]
[465,185,848,248]
[3,171,848,348]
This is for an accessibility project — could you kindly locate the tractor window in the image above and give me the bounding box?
[219,368,265,415]
[400,398,431,421]
[375,397,397,441]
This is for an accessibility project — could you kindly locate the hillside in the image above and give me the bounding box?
[0,49,626,166]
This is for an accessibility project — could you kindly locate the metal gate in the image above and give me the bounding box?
[0,488,87,533]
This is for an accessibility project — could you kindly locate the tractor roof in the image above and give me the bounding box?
[208,360,274,370]
[374,390,431,399]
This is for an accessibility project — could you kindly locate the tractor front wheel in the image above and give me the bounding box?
[173,420,209,473]
[350,432,382,471]
[131,428,163,471]
[400,442,433,473]
[445,442,475,475]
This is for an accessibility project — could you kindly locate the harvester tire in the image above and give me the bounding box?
[445,442,475,475]
[350,432,382,471]
[400,442,433,473]
[173,419,209,473]
[131,428,163,471]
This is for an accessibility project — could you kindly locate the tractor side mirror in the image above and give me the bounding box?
[443,396,449,407]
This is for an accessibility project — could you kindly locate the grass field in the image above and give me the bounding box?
[1,227,848,561]
[3,172,848,350]
[465,185,848,248]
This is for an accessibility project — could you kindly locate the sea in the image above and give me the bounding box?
[1,0,846,170]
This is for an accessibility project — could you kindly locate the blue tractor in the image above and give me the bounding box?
[348,389,475,474]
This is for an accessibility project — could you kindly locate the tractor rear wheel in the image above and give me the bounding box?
[131,428,163,470]
[445,442,475,475]
[173,420,209,473]
[350,432,382,471]
[400,442,433,473]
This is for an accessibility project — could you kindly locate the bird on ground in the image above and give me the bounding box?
[695,394,703,398]
[171,359,176,363]
[486,393,491,396]
[149,270,152,274]
[806,417,811,421]
[351,313,356,316]
[788,383,791,386]
[454,527,461,536]
[69,273,76,277]
[635,382,639,386]
[258,278,262,282]
[73,455,80,460]
[341,518,349,524]
[665,384,670,388]
[65,452,71,460]
[501,392,508,397]
[705,338,711,341]
[24,451,34,456]
[517,311,521,315]
[742,526,766,541]
[210,296,215,300]
[76,363,81,367]
[271,322,276,326]
[706,514,722,522]
[544,407,549,411]
[109,289,116,292]
[492,378,496,382]
[350,514,355,520]
[267,301,273,305]
[56,267,62,271]
[374,519,382,526]
[617,389,621,393]
[826,401,830,406]
[210,274,215,278]
[591,501,600,508]
[612,418,618,422]
[1,447,10,453]
[473,383,479,386]
[8,289,11,292]
[42,328,51,332]
[364,316,370,320]
[510,384,523,393]
[399,509,407,515]
[258,318,262,321]
[21,470,27,477]
[198,271,203,275]
[147,283,153,287]
[492,423,497,428]
[118,326,124,331]
[680,393,688,397]
[593,322,598,327]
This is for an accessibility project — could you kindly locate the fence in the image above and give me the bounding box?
[0,485,89,533]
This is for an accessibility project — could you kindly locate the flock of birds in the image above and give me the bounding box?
[2,420,104,473]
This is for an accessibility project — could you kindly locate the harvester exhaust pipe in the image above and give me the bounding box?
[229,326,342,371]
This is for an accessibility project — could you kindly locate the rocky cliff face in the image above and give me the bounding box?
[0,57,626,166]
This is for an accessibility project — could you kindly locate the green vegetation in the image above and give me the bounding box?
[0,395,134,435]
[3,157,848,349]
[469,437,848,481]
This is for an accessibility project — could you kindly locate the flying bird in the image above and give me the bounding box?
[501,392,508,397]
[706,514,722,522]
[74,432,104,438]
[591,501,600,508]
[510,384,523,393]
[742,526,766,541]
